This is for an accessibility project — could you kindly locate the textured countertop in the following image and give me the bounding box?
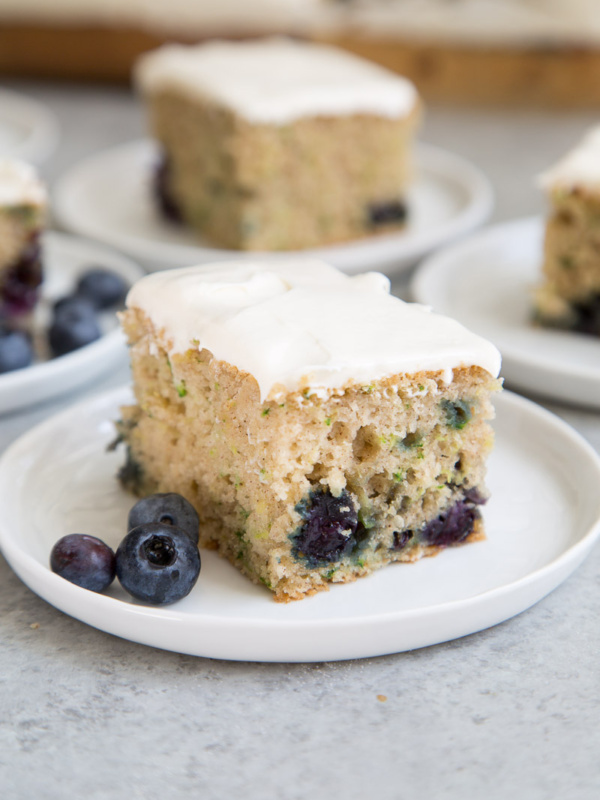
[0,82,599,799]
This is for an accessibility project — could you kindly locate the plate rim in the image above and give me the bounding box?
[52,138,494,274]
[0,384,599,661]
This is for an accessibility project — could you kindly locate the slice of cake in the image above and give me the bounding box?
[117,260,501,602]
[134,38,420,251]
[536,127,600,334]
[0,158,46,318]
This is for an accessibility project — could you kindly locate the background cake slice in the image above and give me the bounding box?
[135,38,420,251]
[536,127,600,334]
[118,260,501,601]
[0,158,46,319]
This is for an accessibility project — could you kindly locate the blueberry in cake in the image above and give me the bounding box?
[535,126,600,335]
[0,159,46,318]
[134,38,420,251]
[117,259,501,601]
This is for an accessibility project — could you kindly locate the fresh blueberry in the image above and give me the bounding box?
[420,499,480,547]
[127,493,200,544]
[291,489,359,567]
[53,294,96,317]
[49,300,101,356]
[75,268,129,310]
[50,533,116,592]
[116,522,201,605]
[0,327,33,373]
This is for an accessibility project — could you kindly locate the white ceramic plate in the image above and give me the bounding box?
[0,88,60,165]
[0,232,144,414]
[411,216,600,408]
[52,139,493,276]
[0,386,598,662]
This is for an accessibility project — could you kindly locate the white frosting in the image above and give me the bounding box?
[326,0,600,47]
[539,126,600,192]
[141,0,320,34]
[126,260,501,401]
[2,0,600,44]
[134,39,418,124]
[0,0,321,33]
[0,158,46,207]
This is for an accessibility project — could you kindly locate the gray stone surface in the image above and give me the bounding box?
[0,81,599,799]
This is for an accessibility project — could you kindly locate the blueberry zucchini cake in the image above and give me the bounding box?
[0,159,46,317]
[134,38,420,251]
[536,127,600,334]
[117,260,501,601]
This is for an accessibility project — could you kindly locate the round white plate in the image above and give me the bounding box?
[0,386,598,662]
[52,139,493,276]
[0,88,60,165]
[0,232,144,414]
[412,216,600,408]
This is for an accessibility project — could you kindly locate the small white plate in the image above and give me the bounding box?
[412,216,600,409]
[0,232,144,414]
[0,88,60,165]
[0,386,598,662]
[52,139,493,276]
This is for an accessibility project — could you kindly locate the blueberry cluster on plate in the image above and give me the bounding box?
[50,493,202,605]
[0,266,129,374]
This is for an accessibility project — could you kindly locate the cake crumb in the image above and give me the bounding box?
[377,694,387,703]
[29,622,40,630]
